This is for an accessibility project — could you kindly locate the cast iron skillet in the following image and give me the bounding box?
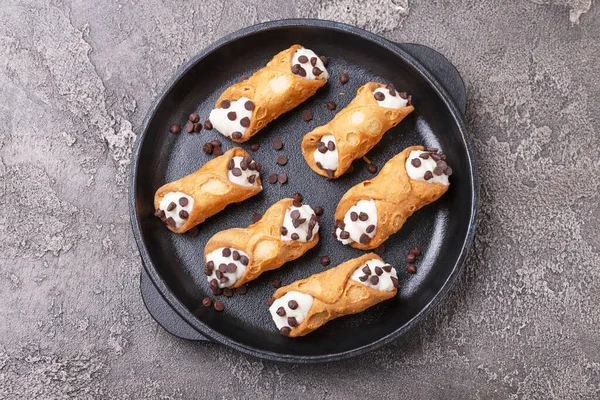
[129,19,478,363]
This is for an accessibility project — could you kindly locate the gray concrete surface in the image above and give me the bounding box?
[1,0,599,398]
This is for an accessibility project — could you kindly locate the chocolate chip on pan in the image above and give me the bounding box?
[340,73,349,84]
[214,300,225,311]
[273,138,284,150]
[301,109,312,122]
[170,124,181,134]
[189,113,200,123]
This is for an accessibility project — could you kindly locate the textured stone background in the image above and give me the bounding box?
[1,0,599,399]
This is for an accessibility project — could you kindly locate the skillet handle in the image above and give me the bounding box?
[140,267,211,342]
[394,42,467,116]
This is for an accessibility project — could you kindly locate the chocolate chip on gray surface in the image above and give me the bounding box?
[202,297,212,307]
[250,143,260,152]
[290,233,299,240]
[235,285,247,295]
[301,109,312,122]
[374,91,385,101]
[288,300,298,310]
[222,248,231,257]
[220,100,230,109]
[326,101,337,110]
[231,167,242,177]
[203,142,213,154]
[214,300,224,311]
[222,288,233,297]
[210,139,221,147]
[188,226,199,238]
[170,124,181,134]
[340,73,349,84]
[189,113,200,123]
[375,266,383,276]
[240,117,250,128]
[193,122,201,132]
[273,138,284,150]
[319,55,328,66]
[359,212,368,221]
[375,244,385,255]
[179,210,188,219]
[366,224,375,233]
[211,287,223,296]
[287,317,298,327]
[276,307,286,316]
[213,146,223,156]
[280,327,291,336]
[185,121,194,133]
[424,170,433,180]
[444,166,453,176]
[320,256,331,266]
[314,206,324,216]
[154,209,165,218]
[267,297,274,306]
[410,246,421,256]
[405,253,416,263]
[167,202,176,211]
[411,158,422,168]
[276,155,288,166]
[298,55,308,63]
[252,212,262,223]
[204,120,213,130]
[367,164,378,174]
[370,275,379,285]
[406,264,417,274]
[272,279,282,289]
[268,173,278,184]
[278,173,288,184]
[244,100,254,111]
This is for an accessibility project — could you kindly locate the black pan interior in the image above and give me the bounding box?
[133,24,475,359]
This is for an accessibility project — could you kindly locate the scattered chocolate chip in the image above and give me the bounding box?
[280,327,291,336]
[170,124,181,134]
[326,101,337,110]
[298,55,308,63]
[250,143,260,152]
[235,285,247,295]
[339,231,350,240]
[427,147,438,153]
[252,212,262,223]
[419,153,430,160]
[227,111,237,121]
[211,287,223,296]
[203,142,213,154]
[276,155,288,166]
[167,202,176,212]
[223,288,233,297]
[288,300,298,310]
[375,244,385,255]
[434,165,445,176]
[360,234,370,244]
[406,264,417,274]
[276,307,286,316]
[213,147,223,156]
[374,91,385,101]
[287,317,298,327]
[301,109,312,122]
[222,248,231,257]
[314,206,324,216]
[367,164,378,174]
[424,170,433,180]
[375,266,383,276]
[211,139,221,146]
[319,55,328,66]
[189,113,200,123]
[411,158,422,168]
[278,174,288,184]
[359,212,368,221]
[350,212,358,222]
[154,209,165,218]
[444,166,453,176]
[272,279,282,289]
[273,138,284,150]
[231,167,242,177]
[362,266,371,275]
[267,297,275,306]
[320,256,331,266]
[239,256,249,266]
[227,159,235,170]
[312,67,322,76]
[405,253,416,263]
[214,300,225,311]
[290,233,299,240]
[179,210,189,219]
[204,120,213,130]
[268,173,278,184]
[244,100,254,111]
[221,100,230,109]
[366,224,375,233]
[203,297,212,307]
[410,246,421,256]
[240,117,250,128]
[382,265,392,272]
[370,275,379,285]
[340,73,349,84]
[185,121,194,133]
[188,226,199,237]
[193,123,202,133]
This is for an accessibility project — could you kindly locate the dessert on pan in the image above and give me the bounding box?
[301,82,414,179]
[209,45,328,142]
[269,253,398,337]
[333,145,451,250]
[153,148,262,233]
[203,194,320,291]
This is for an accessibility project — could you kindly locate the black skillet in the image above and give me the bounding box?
[129,19,479,363]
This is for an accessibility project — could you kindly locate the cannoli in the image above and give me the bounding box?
[153,148,262,233]
[333,145,451,249]
[301,82,414,179]
[269,253,398,337]
[203,195,320,290]
[209,45,328,142]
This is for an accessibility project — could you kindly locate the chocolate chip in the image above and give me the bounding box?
[292,192,303,207]
[299,66,307,77]
[227,159,235,170]
[410,246,421,256]
[232,251,240,261]
[227,111,237,121]
[278,174,288,184]
[406,264,417,274]
[211,287,223,296]
[359,212,368,221]
[359,275,368,282]
[399,92,408,99]
[350,212,358,222]
[291,64,302,75]
[375,266,383,276]
[154,209,165,218]
[374,91,385,101]
[308,215,318,229]
[287,317,298,327]
[339,231,350,240]
[167,202,176,211]
[301,109,312,122]
[219,276,229,284]
[235,285,247,295]
[444,166,453,176]
[170,124,181,134]
[239,256,249,266]
[326,101,337,110]
[267,297,275,306]
[431,153,441,162]
[298,55,308,63]
[209,279,218,289]
[317,143,327,154]
[231,168,242,177]
[213,147,223,156]
[255,162,263,171]
[360,234,370,244]
[405,253,416,263]
[179,197,189,207]
[391,276,399,288]
[309,57,317,66]
[212,137,222,145]
[375,244,385,255]
[273,138,284,150]
[288,300,298,310]
[276,307,286,316]
[222,248,231,257]
[290,233,299,240]
[203,297,212,307]
[188,226,199,237]
[427,147,439,153]
[367,164,378,174]
[221,100,230,109]
[382,265,392,272]
[314,206,324,216]
[204,120,213,130]
[340,73,349,84]
[411,158,422,168]
[386,84,397,97]
[320,256,331,266]
[437,160,448,169]
[239,75,248,82]
[292,218,306,228]
[241,156,251,170]
[249,143,260,152]
[185,121,194,133]
[223,288,233,297]
[433,166,444,176]
[203,142,213,154]
[362,265,371,275]
[312,67,322,76]
[366,224,375,233]
[215,269,224,279]
[424,170,433,180]
[214,300,224,311]
[419,152,430,159]
[240,117,250,128]
[290,210,300,220]
[272,279,282,288]
[370,275,379,285]
[252,212,262,223]
[206,261,214,270]
[189,113,200,123]
[226,263,237,273]
[276,155,288,166]
[179,210,189,219]
[245,100,254,111]
[280,327,291,336]
[319,55,328,66]
[268,173,278,184]
[203,266,212,276]
[280,226,288,236]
